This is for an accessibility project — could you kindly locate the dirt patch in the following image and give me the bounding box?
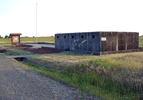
[19,47,63,54]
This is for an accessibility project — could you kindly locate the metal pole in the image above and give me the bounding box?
[36,3,38,49]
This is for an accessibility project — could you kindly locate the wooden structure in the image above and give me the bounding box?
[100,32,139,52]
[10,33,22,49]
[55,31,139,55]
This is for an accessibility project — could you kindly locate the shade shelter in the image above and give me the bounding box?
[55,31,139,55]
[10,33,22,49]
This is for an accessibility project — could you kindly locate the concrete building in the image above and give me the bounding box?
[55,32,139,55]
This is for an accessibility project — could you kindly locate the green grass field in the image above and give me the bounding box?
[1,36,143,48]
[14,52,143,100]
[1,36,143,99]
[139,36,143,48]
[0,37,54,44]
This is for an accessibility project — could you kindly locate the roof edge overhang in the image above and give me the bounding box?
[55,31,139,35]
[10,33,22,36]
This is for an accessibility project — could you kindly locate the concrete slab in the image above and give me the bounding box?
[21,43,55,49]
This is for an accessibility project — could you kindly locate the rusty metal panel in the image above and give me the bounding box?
[134,33,139,49]
[127,32,139,50]
[127,32,133,50]
[101,32,139,53]
[133,32,139,49]
[101,32,117,52]
[111,32,117,51]
[118,32,126,50]
[100,32,107,52]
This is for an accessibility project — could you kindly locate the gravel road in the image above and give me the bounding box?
[0,56,101,100]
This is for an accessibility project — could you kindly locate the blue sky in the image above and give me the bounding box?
[0,0,143,37]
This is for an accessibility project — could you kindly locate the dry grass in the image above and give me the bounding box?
[28,52,143,92]
[109,53,143,92]
[0,44,33,55]
[0,37,54,44]
[28,53,99,69]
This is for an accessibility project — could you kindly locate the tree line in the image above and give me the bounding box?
[0,35,11,38]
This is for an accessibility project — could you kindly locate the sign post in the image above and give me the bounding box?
[10,33,22,49]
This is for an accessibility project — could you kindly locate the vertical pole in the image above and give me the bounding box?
[116,33,118,51]
[86,33,89,51]
[133,34,134,49]
[125,33,127,50]
[137,33,139,49]
[36,3,38,49]
[11,36,13,49]
[19,35,21,48]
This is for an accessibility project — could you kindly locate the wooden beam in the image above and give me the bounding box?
[125,33,127,50]
[116,33,118,51]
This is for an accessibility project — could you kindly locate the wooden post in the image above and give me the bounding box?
[19,35,21,48]
[116,33,118,51]
[11,36,13,49]
[133,34,134,49]
[125,33,127,50]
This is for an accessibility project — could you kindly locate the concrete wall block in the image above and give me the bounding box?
[69,33,76,51]
[74,33,80,51]
[79,33,87,51]
[88,32,100,52]
[63,34,70,51]
[55,34,61,50]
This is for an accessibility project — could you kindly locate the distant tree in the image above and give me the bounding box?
[0,35,3,38]
[8,35,11,38]
[51,35,53,37]
[5,35,8,38]
[33,36,35,38]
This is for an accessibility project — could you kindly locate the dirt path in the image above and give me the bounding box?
[0,56,101,100]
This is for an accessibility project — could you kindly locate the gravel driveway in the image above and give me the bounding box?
[0,56,101,100]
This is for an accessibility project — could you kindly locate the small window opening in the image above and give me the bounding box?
[64,36,66,38]
[57,36,59,38]
[81,35,84,38]
[92,35,95,38]
[72,36,74,38]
